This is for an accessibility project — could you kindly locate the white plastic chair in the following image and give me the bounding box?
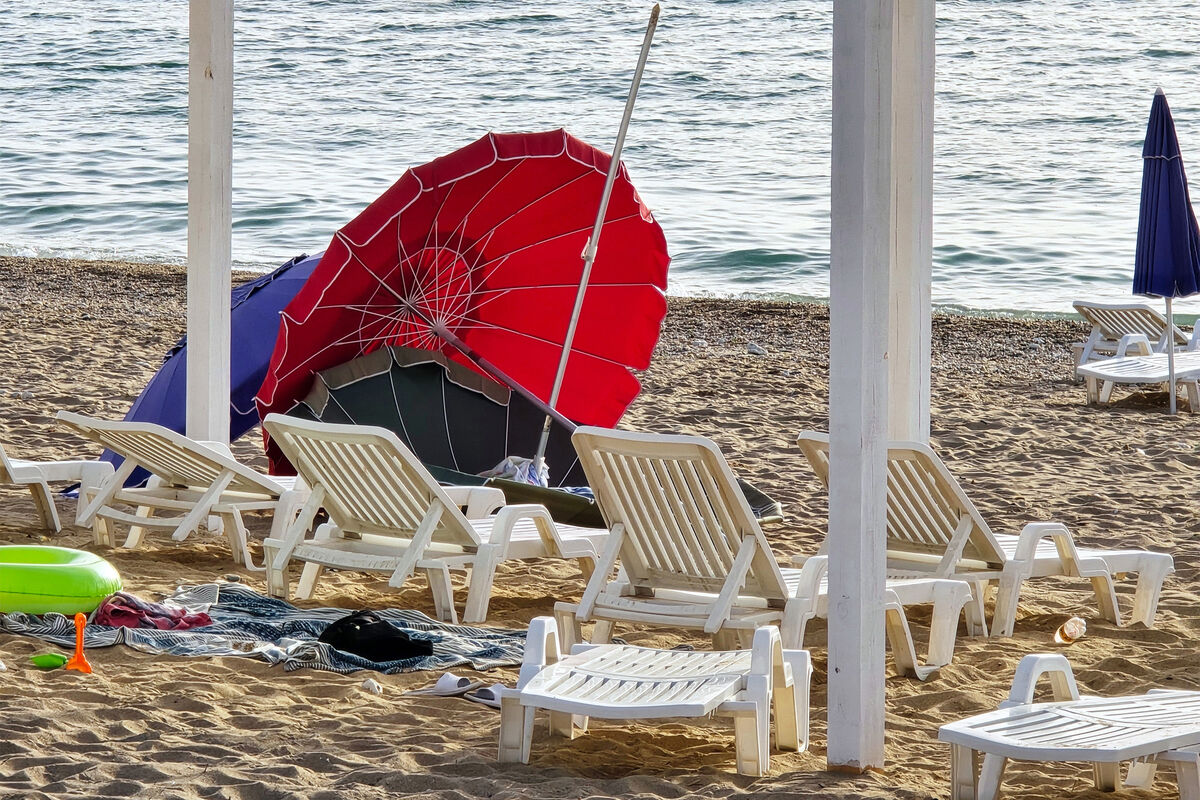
[260,414,608,624]
[940,653,1200,799]
[797,432,1175,637]
[556,427,972,680]
[56,411,307,569]
[0,442,113,531]
[498,617,810,777]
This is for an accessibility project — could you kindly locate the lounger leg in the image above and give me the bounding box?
[1131,555,1173,627]
[1124,759,1158,788]
[713,629,740,651]
[462,545,501,624]
[264,541,290,599]
[75,461,114,526]
[553,605,582,650]
[774,650,809,752]
[976,753,1006,800]
[1093,761,1122,792]
[590,620,616,645]
[1099,379,1116,404]
[883,602,935,680]
[1086,376,1100,404]
[123,503,157,550]
[422,562,459,624]
[1171,752,1200,800]
[950,744,978,800]
[295,562,325,600]
[221,511,253,568]
[965,580,990,637]
[27,480,61,533]
[928,584,969,667]
[498,695,534,764]
[547,709,576,739]
[732,692,770,777]
[991,565,1029,637]
[1187,381,1200,412]
[1089,574,1121,625]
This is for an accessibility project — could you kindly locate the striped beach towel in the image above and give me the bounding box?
[0,582,526,673]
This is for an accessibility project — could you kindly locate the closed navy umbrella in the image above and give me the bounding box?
[1133,88,1200,413]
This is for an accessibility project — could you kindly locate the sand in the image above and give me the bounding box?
[1,255,1198,799]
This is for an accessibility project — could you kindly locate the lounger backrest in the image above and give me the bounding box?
[796,432,1006,573]
[56,411,281,497]
[1073,301,1187,348]
[262,414,479,547]
[572,426,789,603]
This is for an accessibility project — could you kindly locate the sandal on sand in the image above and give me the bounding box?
[404,672,484,698]
[464,684,507,709]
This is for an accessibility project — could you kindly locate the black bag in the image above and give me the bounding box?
[318,610,434,663]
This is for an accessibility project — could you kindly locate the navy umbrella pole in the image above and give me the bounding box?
[1133,88,1200,413]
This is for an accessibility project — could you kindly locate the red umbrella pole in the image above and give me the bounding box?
[533,3,661,472]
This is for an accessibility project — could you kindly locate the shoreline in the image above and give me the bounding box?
[2,254,1199,799]
[0,252,1151,322]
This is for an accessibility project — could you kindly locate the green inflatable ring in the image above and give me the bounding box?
[0,545,122,615]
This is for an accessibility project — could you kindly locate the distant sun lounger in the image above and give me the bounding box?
[1076,350,1200,410]
[796,432,1174,637]
[0,441,113,532]
[56,411,307,569]
[1072,300,1196,374]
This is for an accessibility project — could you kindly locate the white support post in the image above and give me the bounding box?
[827,0,894,771]
[186,0,233,444]
[889,0,934,443]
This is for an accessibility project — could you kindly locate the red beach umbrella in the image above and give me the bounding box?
[255,129,670,473]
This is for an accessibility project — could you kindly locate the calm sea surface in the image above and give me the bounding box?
[4,1,1200,314]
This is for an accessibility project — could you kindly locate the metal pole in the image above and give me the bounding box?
[1167,296,1177,414]
[532,3,660,473]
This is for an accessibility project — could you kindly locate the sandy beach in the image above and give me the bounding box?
[1,255,1198,799]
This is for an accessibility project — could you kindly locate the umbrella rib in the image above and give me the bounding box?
[447,319,641,371]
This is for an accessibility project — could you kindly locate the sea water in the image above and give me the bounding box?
[3,1,1200,315]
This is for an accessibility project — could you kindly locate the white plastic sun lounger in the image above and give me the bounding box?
[498,617,810,777]
[1072,300,1195,370]
[939,653,1200,799]
[0,442,113,531]
[1076,350,1200,409]
[554,427,973,680]
[797,432,1174,637]
[260,414,607,624]
[56,411,307,569]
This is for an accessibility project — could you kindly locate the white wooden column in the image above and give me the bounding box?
[827,0,894,771]
[186,0,233,444]
[889,0,934,443]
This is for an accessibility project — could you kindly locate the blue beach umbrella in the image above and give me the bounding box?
[1133,88,1200,413]
[101,251,323,484]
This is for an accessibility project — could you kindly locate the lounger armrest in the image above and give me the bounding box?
[1115,333,1153,357]
[1011,522,1084,575]
[518,616,561,688]
[1187,326,1200,351]
[999,653,1080,708]
[441,485,507,519]
[789,554,827,600]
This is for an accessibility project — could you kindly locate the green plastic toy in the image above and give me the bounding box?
[30,653,69,670]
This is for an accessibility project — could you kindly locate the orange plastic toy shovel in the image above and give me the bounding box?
[64,612,92,674]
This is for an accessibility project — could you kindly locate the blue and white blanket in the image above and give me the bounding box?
[0,582,526,673]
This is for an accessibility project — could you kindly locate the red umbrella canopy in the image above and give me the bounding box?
[256,129,670,472]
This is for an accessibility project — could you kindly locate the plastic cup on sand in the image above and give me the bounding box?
[1054,616,1087,644]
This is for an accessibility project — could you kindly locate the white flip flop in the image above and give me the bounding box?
[464,683,507,709]
[403,672,484,697]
